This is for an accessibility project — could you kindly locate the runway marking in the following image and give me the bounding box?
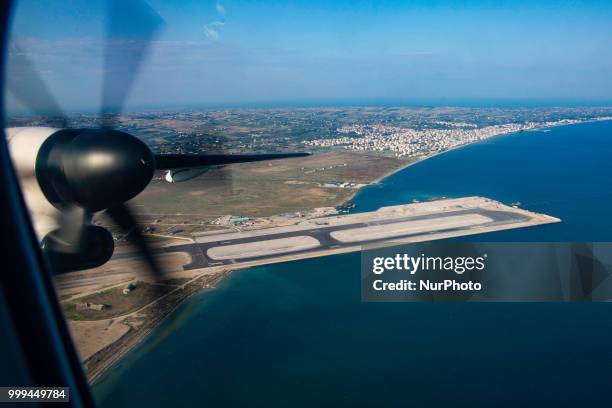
[330,214,492,243]
[207,235,321,260]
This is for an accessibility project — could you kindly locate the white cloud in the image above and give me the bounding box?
[204,2,227,41]
[204,21,225,41]
[216,2,226,17]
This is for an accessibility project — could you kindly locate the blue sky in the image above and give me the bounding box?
[6,0,612,112]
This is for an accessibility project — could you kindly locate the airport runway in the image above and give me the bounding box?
[163,208,531,270]
[56,198,559,294]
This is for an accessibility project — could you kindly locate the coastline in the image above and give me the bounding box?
[87,117,611,385]
[363,117,612,194]
[86,270,230,384]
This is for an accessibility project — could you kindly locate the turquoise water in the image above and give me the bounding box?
[94,121,612,407]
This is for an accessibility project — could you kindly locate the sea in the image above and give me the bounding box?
[94,120,612,407]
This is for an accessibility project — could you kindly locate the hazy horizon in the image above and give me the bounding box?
[6,0,612,114]
[7,98,612,116]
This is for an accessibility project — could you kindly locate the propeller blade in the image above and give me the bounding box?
[41,206,88,255]
[101,0,164,127]
[41,225,114,274]
[41,207,116,274]
[55,206,89,253]
[106,203,163,279]
[154,152,312,169]
[6,42,68,127]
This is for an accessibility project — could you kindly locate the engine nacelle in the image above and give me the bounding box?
[6,126,156,242]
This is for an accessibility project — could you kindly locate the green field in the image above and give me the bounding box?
[120,150,412,236]
[62,281,176,321]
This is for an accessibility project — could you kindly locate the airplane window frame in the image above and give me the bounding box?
[0,1,95,406]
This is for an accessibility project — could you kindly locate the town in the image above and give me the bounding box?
[303,119,592,158]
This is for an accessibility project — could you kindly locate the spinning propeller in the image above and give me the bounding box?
[6,0,309,276]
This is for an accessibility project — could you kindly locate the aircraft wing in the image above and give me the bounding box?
[154,152,311,169]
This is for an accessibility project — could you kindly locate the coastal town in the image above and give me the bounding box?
[303,119,602,158]
[8,107,612,161]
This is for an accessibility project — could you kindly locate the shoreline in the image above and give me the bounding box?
[360,117,612,198]
[86,270,230,384]
[86,117,610,385]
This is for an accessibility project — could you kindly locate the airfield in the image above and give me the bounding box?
[56,196,559,295]
[164,196,559,271]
